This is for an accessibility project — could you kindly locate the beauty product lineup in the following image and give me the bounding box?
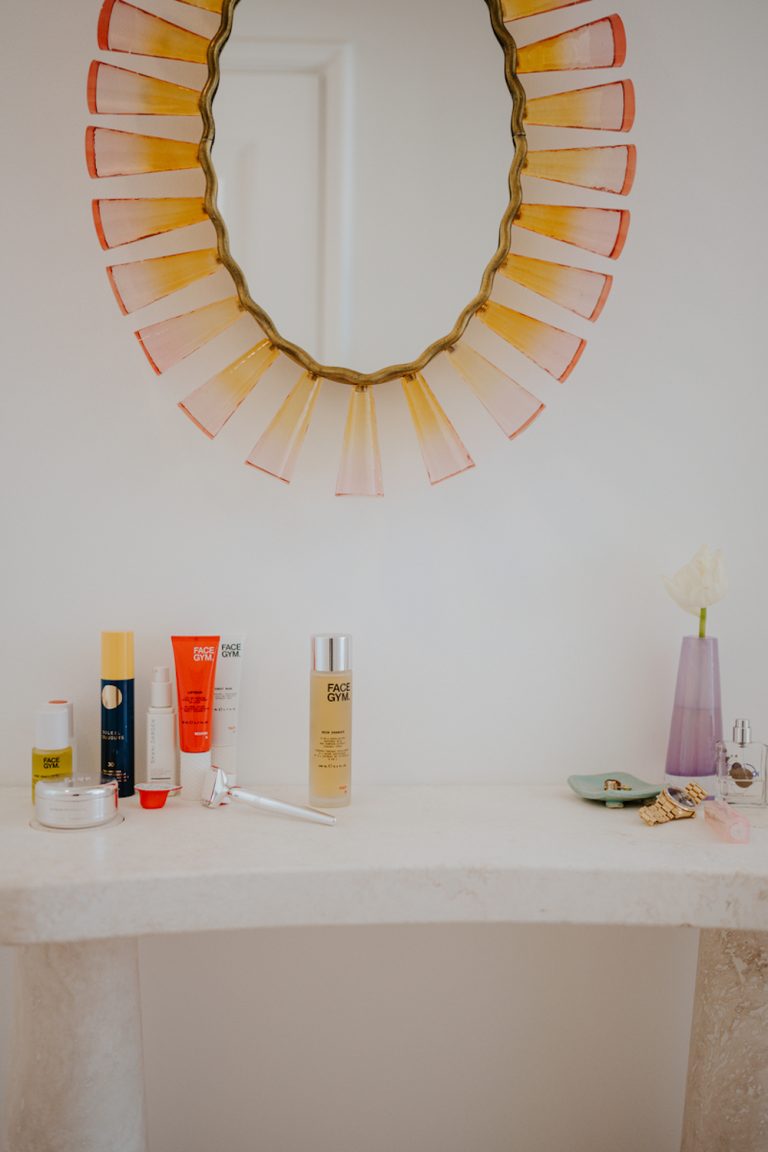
[31,632,351,829]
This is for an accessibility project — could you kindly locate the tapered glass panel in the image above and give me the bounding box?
[87,61,200,116]
[98,0,210,64]
[179,340,279,438]
[107,248,219,313]
[499,253,612,321]
[245,371,321,483]
[86,128,199,178]
[518,16,626,73]
[336,387,384,497]
[93,197,207,249]
[502,0,588,20]
[402,374,474,485]
[525,146,636,195]
[177,0,223,10]
[514,204,630,259]
[448,344,544,440]
[525,80,634,131]
[479,301,585,381]
[136,297,242,373]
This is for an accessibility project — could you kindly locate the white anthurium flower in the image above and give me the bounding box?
[664,546,727,633]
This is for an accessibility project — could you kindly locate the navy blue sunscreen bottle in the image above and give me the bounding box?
[101,631,135,797]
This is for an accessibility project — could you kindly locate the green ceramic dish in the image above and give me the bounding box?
[567,772,661,808]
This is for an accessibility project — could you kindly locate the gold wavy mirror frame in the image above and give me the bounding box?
[86,0,635,495]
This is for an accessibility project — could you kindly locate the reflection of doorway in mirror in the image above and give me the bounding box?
[215,39,353,366]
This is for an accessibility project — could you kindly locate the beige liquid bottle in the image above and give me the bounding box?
[309,635,352,807]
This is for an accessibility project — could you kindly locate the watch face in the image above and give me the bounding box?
[667,787,696,810]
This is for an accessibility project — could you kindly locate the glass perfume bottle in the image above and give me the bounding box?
[716,719,767,806]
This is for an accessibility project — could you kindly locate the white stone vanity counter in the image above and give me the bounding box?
[1,783,767,945]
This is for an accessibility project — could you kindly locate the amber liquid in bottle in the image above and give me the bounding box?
[309,670,352,807]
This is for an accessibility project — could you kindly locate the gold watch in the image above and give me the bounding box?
[639,781,708,826]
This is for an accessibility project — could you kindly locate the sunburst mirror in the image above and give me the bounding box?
[87,0,635,494]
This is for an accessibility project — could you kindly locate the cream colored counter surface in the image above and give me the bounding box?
[2,784,768,1152]
[1,783,767,943]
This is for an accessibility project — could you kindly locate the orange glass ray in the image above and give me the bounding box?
[447,344,544,440]
[525,80,634,131]
[87,61,201,116]
[517,15,626,73]
[93,197,207,249]
[402,374,474,485]
[336,387,384,497]
[176,0,223,10]
[245,371,321,483]
[107,248,219,314]
[502,0,588,19]
[179,340,279,439]
[479,302,585,381]
[98,0,210,64]
[86,128,199,178]
[136,296,242,374]
[499,253,612,321]
[514,204,630,259]
[526,145,636,195]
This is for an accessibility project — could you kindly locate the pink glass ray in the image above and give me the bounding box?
[502,0,589,19]
[98,0,210,64]
[135,297,242,374]
[517,15,627,73]
[447,344,544,440]
[525,145,637,195]
[86,128,199,178]
[107,248,219,314]
[514,204,630,259]
[178,341,279,438]
[245,371,321,483]
[479,302,585,381]
[499,253,612,321]
[402,374,474,485]
[525,80,635,132]
[92,197,207,248]
[336,387,384,497]
[87,61,201,116]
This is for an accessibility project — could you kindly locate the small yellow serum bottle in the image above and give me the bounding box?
[309,635,352,808]
[32,705,73,801]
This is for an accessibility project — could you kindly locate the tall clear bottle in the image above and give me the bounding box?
[716,719,767,805]
[309,635,352,807]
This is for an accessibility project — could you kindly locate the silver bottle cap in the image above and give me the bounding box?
[733,718,751,745]
[311,634,351,673]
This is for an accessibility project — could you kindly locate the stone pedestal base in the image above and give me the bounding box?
[7,938,147,1152]
[682,929,768,1151]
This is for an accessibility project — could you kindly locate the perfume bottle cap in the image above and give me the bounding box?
[150,666,173,709]
[34,705,71,751]
[101,631,135,680]
[311,634,352,673]
[733,719,751,745]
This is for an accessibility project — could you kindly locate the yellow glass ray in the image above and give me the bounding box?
[245,371,321,483]
[479,301,585,381]
[87,61,201,116]
[336,387,384,497]
[525,80,634,132]
[177,0,223,10]
[518,15,626,73]
[179,340,279,439]
[136,296,242,374]
[93,197,207,249]
[86,128,200,178]
[525,146,636,195]
[499,253,612,321]
[402,374,474,485]
[98,0,210,64]
[107,248,219,314]
[502,0,588,19]
[448,344,544,440]
[514,203,630,259]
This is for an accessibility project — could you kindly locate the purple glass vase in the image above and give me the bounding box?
[664,636,722,789]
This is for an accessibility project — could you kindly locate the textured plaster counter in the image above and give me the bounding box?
[2,783,768,945]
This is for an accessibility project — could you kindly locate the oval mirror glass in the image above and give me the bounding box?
[212,0,515,377]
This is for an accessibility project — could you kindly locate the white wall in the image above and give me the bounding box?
[1,0,767,1149]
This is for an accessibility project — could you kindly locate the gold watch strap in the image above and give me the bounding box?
[639,781,708,826]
